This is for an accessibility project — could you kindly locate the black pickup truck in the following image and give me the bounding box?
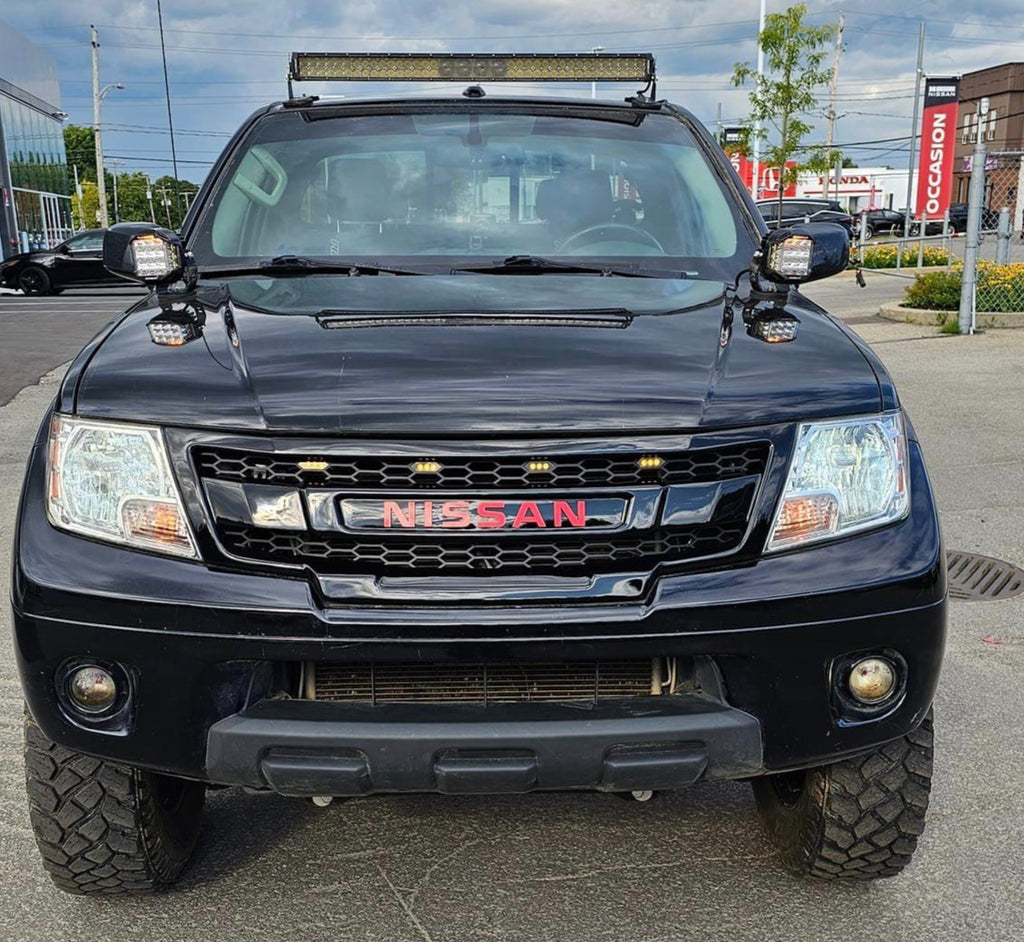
[12,53,944,895]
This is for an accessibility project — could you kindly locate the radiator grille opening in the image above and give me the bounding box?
[307,659,668,704]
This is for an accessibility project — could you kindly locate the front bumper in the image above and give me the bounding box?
[12,431,946,793]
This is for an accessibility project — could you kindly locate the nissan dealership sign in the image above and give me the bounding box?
[915,77,960,220]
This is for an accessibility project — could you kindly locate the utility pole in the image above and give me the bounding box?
[72,164,82,230]
[959,97,989,335]
[750,0,767,199]
[591,45,604,99]
[824,12,844,201]
[159,187,173,227]
[716,101,723,143]
[156,0,181,211]
[111,160,120,223]
[903,22,925,238]
[91,26,108,229]
[144,173,156,223]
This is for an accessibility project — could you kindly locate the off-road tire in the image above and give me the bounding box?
[23,713,205,895]
[752,710,933,880]
[17,266,52,295]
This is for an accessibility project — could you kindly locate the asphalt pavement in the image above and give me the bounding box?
[0,287,145,406]
[1,281,1023,941]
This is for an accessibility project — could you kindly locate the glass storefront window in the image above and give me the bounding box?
[2,91,72,249]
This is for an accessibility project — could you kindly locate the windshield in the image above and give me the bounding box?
[189,106,754,279]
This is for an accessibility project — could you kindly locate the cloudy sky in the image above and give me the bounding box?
[5,0,1024,183]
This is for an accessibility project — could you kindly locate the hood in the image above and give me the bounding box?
[73,274,881,434]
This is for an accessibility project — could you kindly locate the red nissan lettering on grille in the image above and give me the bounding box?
[381,499,588,528]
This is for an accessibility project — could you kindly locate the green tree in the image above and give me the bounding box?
[732,4,835,209]
[148,175,200,230]
[64,124,97,184]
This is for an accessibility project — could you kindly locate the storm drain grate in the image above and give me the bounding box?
[947,551,1024,601]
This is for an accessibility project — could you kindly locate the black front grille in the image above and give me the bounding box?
[313,660,656,704]
[195,442,769,490]
[220,521,748,575]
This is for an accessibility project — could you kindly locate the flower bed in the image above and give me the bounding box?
[853,243,951,269]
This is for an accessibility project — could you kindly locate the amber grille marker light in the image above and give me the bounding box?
[411,460,443,474]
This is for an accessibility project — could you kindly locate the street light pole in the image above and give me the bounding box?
[903,22,925,238]
[90,26,124,230]
[110,159,121,223]
[90,26,107,229]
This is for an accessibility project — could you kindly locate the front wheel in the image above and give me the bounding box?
[17,266,52,295]
[24,713,205,895]
[752,711,933,880]
[862,224,873,240]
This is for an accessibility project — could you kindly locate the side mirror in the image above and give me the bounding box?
[103,223,184,286]
[757,222,849,286]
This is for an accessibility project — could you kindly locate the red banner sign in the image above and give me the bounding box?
[915,77,960,220]
[727,153,797,200]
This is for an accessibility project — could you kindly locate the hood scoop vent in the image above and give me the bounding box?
[316,309,633,330]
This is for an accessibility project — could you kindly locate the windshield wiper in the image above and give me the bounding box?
[450,255,690,279]
[201,255,425,277]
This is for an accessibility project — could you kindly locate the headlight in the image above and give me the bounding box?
[46,415,197,558]
[766,413,909,552]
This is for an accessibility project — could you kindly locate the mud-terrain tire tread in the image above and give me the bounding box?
[753,710,933,880]
[23,713,204,895]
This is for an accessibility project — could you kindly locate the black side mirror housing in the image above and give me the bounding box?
[103,223,184,286]
[757,222,850,286]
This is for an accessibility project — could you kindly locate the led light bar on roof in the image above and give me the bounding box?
[288,52,655,85]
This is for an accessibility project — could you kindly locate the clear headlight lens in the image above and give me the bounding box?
[46,415,196,558]
[766,413,909,552]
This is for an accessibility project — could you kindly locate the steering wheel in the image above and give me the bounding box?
[558,223,666,254]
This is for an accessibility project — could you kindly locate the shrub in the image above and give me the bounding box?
[903,262,1024,313]
[903,270,961,310]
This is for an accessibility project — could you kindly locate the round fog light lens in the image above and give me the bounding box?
[68,666,118,714]
[848,657,896,704]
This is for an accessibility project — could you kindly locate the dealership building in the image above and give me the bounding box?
[0,18,72,260]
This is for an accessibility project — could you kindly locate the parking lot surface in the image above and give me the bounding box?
[0,288,144,406]
[1,284,1022,941]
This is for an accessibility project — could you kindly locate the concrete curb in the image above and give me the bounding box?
[879,302,1024,329]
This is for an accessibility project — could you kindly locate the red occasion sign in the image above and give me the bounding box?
[915,77,960,220]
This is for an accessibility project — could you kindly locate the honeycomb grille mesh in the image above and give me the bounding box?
[220,522,747,575]
[313,660,655,704]
[194,443,769,491]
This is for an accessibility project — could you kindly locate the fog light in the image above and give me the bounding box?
[68,666,118,714]
[848,657,896,704]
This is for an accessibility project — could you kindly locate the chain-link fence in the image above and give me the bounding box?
[975,152,1024,315]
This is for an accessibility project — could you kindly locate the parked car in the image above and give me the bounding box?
[855,209,944,239]
[947,203,1001,233]
[13,51,943,895]
[756,198,854,236]
[0,229,125,295]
